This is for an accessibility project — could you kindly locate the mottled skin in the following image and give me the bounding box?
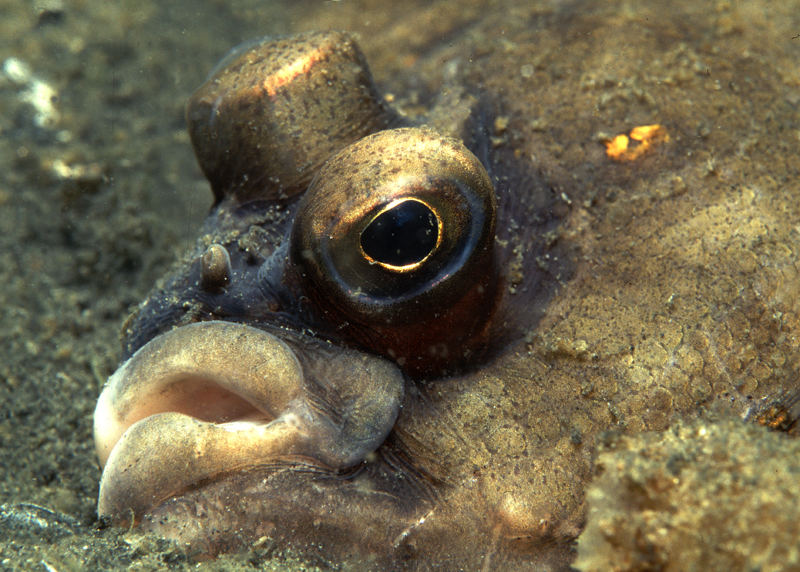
[99,23,798,569]
[96,31,575,569]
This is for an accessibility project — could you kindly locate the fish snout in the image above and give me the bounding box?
[94,320,404,522]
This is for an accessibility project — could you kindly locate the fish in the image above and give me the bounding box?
[92,24,800,570]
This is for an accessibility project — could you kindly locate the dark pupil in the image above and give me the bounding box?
[360,200,438,267]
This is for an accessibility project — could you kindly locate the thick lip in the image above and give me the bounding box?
[94,320,404,522]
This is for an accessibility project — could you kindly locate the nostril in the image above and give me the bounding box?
[200,244,232,292]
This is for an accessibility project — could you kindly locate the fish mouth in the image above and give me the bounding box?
[94,320,404,523]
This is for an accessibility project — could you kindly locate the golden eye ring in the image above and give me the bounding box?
[358,197,444,273]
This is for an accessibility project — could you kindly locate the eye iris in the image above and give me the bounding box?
[360,200,439,268]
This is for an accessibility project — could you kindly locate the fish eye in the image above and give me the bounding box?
[186,31,396,204]
[359,198,442,271]
[290,127,498,374]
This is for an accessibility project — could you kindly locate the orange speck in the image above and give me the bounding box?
[401,54,418,68]
[605,124,669,161]
[604,134,630,159]
[261,48,327,97]
[630,124,665,142]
